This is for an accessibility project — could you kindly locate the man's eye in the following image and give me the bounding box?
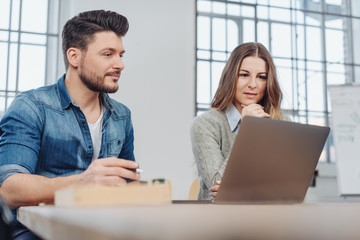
[104,53,111,57]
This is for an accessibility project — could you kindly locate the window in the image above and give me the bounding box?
[196,0,360,163]
[0,0,60,118]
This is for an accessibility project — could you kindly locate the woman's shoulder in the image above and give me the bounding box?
[194,108,226,123]
[192,108,227,130]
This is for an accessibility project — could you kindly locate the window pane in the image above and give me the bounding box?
[296,25,305,59]
[212,52,226,61]
[243,20,255,42]
[297,68,306,111]
[212,18,226,51]
[11,0,20,30]
[325,0,346,14]
[327,72,345,85]
[197,0,211,12]
[197,50,210,60]
[241,6,255,18]
[227,3,240,16]
[18,44,46,91]
[21,0,48,33]
[307,67,325,112]
[277,67,292,110]
[0,43,8,91]
[271,23,291,58]
[269,7,290,22]
[241,0,256,4]
[197,61,211,104]
[20,33,47,45]
[243,20,255,43]
[326,29,344,63]
[10,32,19,42]
[8,43,18,91]
[306,27,322,61]
[47,0,59,34]
[257,6,269,20]
[46,35,59,85]
[327,63,345,85]
[299,1,322,12]
[197,16,210,49]
[0,96,5,116]
[306,13,322,26]
[211,62,225,99]
[352,0,360,17]
[353,18,360,64]
[213,2,226,14]
[325,16,343,29]
[295,10,304,24]
[227,20,238,52]
[355,66,360,84]
[257,21,269,49]
[0,31,9,41]
[268,0,290,8]
[0,0,10,29]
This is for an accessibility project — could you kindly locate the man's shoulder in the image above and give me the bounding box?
[22,83,62,110]
[106,97,131,118]
[11,83,58,106]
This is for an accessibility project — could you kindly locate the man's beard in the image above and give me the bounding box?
[78,65,119,93]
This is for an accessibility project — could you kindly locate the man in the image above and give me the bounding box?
[0,10,140,239]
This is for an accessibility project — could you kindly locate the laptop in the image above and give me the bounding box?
[215,116,330,204]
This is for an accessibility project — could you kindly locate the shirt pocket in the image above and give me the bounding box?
[107,138,124,157]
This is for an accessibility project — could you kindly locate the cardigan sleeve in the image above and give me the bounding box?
[190,115,229,190]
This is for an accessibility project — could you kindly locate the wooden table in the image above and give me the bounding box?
[18,203,360,240]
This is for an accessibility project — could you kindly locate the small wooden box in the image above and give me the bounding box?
[55,183,171,206]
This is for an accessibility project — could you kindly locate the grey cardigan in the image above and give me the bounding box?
[190,108,236,200]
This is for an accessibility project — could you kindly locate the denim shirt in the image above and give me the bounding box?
[0,74,135,185]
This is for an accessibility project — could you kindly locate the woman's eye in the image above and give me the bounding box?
[258,75,268,80]
[239,73,248,77]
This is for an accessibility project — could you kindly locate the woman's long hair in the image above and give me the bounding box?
[211,42,284,120]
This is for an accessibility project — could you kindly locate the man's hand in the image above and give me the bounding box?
[79,157,141,186]
[241,103,270,119]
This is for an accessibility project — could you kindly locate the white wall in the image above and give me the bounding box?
[59,0,197,199]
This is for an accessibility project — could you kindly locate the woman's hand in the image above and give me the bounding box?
[241,103,270,119]
[209,181,221,200]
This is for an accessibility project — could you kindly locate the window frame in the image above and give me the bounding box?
[195,0,360,163]
[0,0,60,117]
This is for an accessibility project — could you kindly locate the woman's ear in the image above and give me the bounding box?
[67,48,81,68]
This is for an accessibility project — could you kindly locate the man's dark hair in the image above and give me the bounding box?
[62,10,129,69]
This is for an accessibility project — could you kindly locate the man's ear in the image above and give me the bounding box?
[67,48,82,68]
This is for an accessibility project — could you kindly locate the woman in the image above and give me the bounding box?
[191,42,286,200]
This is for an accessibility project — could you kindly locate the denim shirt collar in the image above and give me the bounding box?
[225,103,242,133]
[57,74,116,116]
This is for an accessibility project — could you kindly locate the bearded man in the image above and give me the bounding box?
[0,10,140,240]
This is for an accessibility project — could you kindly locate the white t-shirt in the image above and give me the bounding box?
[88,109,104,161]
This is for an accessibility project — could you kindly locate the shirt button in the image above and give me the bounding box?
[88,145,92,150]
[82,121,86,125]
